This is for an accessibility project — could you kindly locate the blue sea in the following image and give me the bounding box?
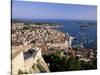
[15,19,97,48]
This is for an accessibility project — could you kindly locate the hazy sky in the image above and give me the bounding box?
[12,0,97,20]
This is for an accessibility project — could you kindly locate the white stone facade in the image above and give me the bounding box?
[12,48,49,75]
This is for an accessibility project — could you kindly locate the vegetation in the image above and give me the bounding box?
[80,59,97,70]
[43,51,97,72]
[23,26,30,30]
[18,70,24,74]
[18,69,29,74]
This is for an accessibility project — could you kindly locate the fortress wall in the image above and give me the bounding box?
[12,51,25,75]
[24,57,34,73]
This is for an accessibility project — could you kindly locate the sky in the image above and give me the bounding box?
[12,0,97,20]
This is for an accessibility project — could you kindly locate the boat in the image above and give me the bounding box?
[80,25,88,29]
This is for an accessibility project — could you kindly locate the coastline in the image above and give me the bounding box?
[11,22,97,74]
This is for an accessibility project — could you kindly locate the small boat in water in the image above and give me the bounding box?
[80,25,88,29]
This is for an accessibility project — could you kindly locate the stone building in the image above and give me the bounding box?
[12,47,50,75]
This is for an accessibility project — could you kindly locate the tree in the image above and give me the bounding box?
[65,57,81,71]
[43,50,97,72]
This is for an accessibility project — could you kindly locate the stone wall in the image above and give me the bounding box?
[12,48,50,75]
[12,51,25,75]
[24,49,50,73]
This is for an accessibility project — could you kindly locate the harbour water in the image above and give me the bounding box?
[55,20,97,48]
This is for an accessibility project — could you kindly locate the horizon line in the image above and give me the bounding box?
[11,18,97,21]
